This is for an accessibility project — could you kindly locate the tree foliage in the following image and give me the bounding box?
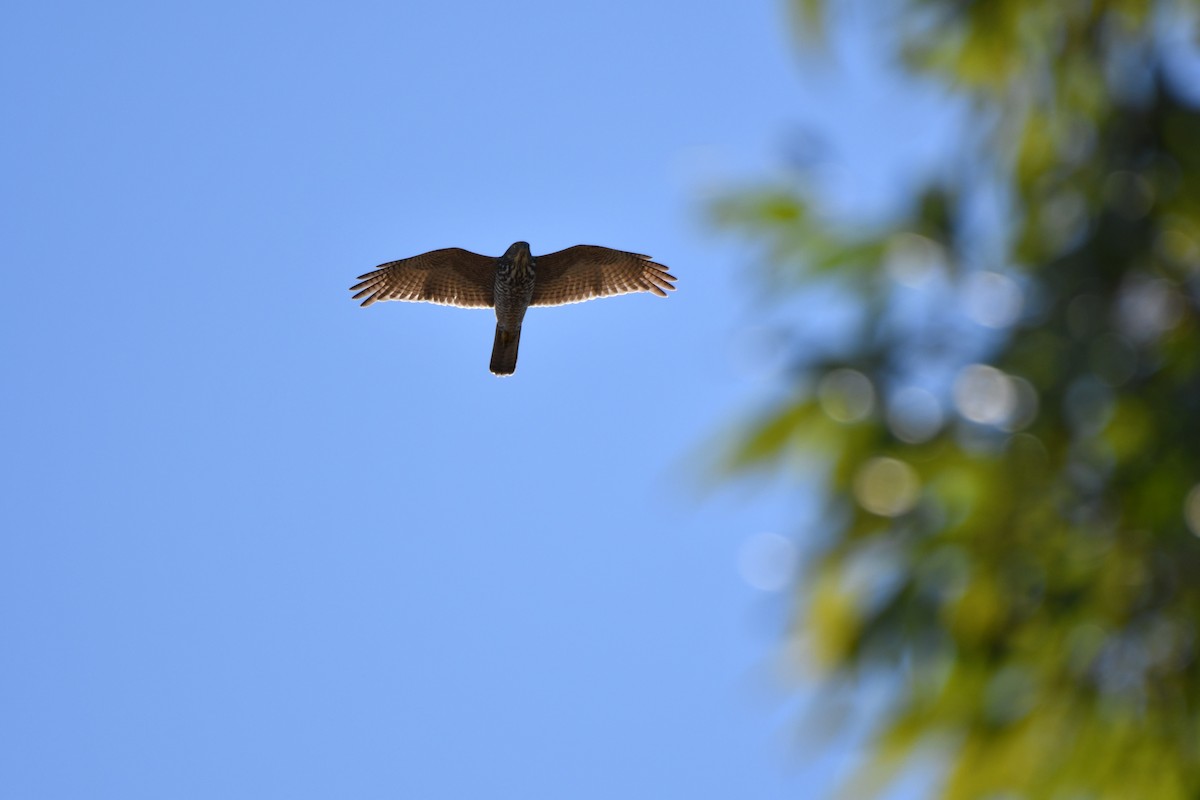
[718,2,1200,797]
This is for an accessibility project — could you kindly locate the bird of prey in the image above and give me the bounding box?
[350,241,676,375]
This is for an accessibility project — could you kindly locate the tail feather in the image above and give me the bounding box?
[490,326,521,376]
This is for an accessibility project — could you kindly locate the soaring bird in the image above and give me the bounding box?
[350,242,676,375]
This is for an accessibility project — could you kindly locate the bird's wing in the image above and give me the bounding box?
[530,245,676,307]
[350,248,496,308]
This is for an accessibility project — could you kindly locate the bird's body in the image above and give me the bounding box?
[490,242,537,374]
[350,241,676,375]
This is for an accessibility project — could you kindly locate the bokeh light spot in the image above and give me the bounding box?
[738,532,797,592]
[962,270,1024,329]
[1157,227,1200,272]
[730,325,789,381]
[1041,190,1087,251]
[1065,377,1115,437]
[999,376,1039,432]
[887,386,944,443]
[818,368,875,423]
[1103,170,1155,220]
[1116,275,1184,342]
[1065,623,1108,677]
[953,364,1016,426]
[884,232,946,287]
[1186,486,1200,538]
[984,665,1036,725]
[853,457,921,517]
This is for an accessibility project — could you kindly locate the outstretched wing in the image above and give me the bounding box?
[350,248,497,308]
[530,245,677,307]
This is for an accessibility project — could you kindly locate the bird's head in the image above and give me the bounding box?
[504,241,532,262]
[502,241,534,275]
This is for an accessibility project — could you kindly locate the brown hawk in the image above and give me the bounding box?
[350,242,677,375]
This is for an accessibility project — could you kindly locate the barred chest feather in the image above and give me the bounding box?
[494,260,536,328]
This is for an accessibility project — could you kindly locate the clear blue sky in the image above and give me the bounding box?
[2,2,957,797]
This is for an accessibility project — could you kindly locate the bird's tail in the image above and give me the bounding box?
[490,326,521,376]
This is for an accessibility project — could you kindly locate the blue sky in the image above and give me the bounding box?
[2,1,957,797]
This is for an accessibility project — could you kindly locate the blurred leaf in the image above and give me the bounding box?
[789,0,825,45]
[727,400,818,468]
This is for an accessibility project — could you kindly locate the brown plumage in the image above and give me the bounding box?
[349,248,497,309]
[350,242,676,375]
